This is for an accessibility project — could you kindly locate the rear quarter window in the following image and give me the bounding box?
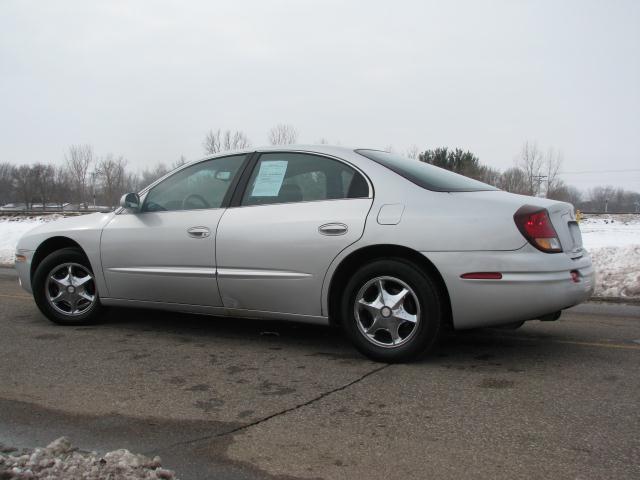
[356,149,498,192]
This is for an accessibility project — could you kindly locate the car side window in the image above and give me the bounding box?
[241,153,368,206]
[142,154,246,212]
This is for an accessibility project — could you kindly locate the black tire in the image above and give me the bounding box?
[32,247,104,326]
[341,258,443,363]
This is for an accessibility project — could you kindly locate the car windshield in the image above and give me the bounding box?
[355,149,498,192]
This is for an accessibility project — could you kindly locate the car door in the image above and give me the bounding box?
[100,153,249,306]
[215,151,373,317]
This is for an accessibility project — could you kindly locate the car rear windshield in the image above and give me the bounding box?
[355,149,498,192]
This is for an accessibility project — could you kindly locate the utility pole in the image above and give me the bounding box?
[533,175,548,197]
[91,171,97,209]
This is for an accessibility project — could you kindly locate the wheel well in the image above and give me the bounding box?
[30,237,86,281]
[327,244,453,329]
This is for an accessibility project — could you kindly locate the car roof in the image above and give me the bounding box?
[255,144,357,154]
[197,144,376,163]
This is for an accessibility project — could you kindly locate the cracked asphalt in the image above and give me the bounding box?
[0,267,639,479]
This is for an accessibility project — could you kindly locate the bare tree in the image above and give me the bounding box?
[543,147,563,196]
[65,144,93,206]
[31,163,56,209]
[51,166,71,208]
[498,167,529,194]
[517,141,544,196]
[96,155,128,208]
[173,155,187,169]
[139,163,170,188]
[585,187,640,213]
[588,185,617,212]
[203,130,221,154]
[405,145,420,159]
[124,171,140,195]
[223,130,251,151]
[547,182,582,205]
[478,165,502,186]
[268,124,298,145]
[316,137,329,145]
[12,165,35,209]
[0,163,15,205]
[203,129,251,154]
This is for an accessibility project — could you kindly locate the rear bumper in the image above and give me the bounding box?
[423,245,595,329]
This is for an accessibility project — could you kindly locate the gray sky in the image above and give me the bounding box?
[1,0,638,191]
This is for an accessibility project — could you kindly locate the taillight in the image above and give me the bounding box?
[514,205,562,253]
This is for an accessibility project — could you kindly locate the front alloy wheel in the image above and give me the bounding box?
[33,247,104,325]
[45,263,97,316]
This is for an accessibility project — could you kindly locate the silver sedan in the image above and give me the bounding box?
[14,146,594,362]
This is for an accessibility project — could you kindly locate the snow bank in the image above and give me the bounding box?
[0,216,57,264]
[589,245,640,298]
[0,437,177,479]
[580,215,640,299]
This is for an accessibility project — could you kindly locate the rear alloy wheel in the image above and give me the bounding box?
[354,276,420,347]
[342,258,443,363]
[33,248,104,325]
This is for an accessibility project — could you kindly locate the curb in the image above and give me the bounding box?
[589,296,640,305]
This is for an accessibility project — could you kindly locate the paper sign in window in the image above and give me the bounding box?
[251,161,288,197]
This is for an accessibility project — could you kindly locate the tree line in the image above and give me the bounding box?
[1,123,638,213]
[415,142,639,212]
[0,146,186,209]
[417,142,577,203]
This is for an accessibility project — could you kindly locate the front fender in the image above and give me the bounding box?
[16,213,116,297]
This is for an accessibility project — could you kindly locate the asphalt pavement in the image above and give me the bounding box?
[0,267,638,479]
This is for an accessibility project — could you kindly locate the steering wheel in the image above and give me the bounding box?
[182,193,211,210]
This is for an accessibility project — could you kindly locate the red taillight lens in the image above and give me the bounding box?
[514,205,562,253]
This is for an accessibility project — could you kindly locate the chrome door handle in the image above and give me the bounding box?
[318,223,348,236]
[187,226,211,238]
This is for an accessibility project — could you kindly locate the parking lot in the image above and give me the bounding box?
[0,268,638,479]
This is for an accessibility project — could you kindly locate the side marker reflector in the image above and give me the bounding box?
[461,272,503,280]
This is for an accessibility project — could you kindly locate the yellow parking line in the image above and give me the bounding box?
[475,334,640,351]
[0,293,31,300]
[552,340,640,351]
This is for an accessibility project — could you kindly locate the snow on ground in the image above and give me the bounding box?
[580,214,640,298]
[0,213,639,298]
[0,216,58,264]
[0,437,177,479]
[579,214,640,249]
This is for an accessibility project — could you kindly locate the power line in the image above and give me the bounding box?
[558,168,640,174]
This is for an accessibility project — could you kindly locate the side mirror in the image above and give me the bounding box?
[120,192,140,211]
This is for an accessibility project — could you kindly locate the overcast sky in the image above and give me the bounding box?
[1,0,638,190]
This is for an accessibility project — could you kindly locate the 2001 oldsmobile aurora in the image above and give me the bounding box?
[15,146,594,362]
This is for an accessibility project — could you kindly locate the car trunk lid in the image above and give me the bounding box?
[548,203,584,258]
[450,190,583,257]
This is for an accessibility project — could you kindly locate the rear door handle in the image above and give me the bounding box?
[187,226,211,238]
[318,223,348,236]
